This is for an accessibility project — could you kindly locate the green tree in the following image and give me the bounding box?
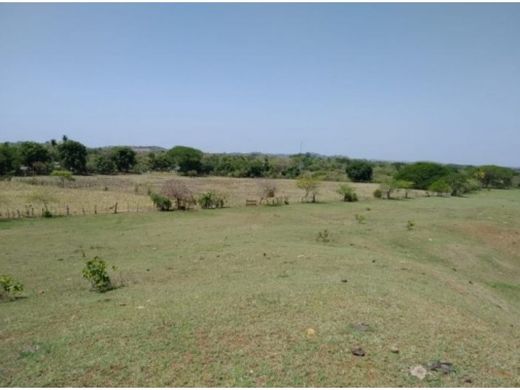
[93,153,117,174]
[296,174,321,203]
[111,147,137,172]
[57,139,87,174]
[18,142,51,174]
[0,143,18,176]
[167,146,203,175]
[346,161,373,182]
[475,165,514,189]
[394,162,452,190]
[428,179,452,196]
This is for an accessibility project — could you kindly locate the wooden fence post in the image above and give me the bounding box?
[114,202,118,214]
[66,205,70,216]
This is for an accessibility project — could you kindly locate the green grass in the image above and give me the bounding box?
[1,190,519,386]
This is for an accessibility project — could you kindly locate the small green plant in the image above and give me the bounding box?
[337,184,358,202]
[0,275,24,300]
[316,229,330,243]
[197,191,226,209]
[355,214,366,224]
[42,209,53,218]
[150,192,172,211]
[51,169,75,188]
[82,257,113,293]
[373,189,382,199]
[407,220,415,231]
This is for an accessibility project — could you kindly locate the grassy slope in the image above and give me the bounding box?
[0,190,519,386]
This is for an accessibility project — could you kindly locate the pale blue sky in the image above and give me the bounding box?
[1,3,519,166]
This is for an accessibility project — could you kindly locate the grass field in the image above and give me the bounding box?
[1,186,519,386]
[1,173,419,217]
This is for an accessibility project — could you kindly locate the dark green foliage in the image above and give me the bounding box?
[167,146,203,175]
[93,153,117,174]
[197,191,226,209]
[150,193,172,211]
[57,139,87,174]
[428,179,452,195]
[394,162,452,190]
[148,152,172,171]
[373,189,383,198]
[0,143,18,176]
[346,161,373,182]
[337,184,358,202]
[19,142,51,174]
[82,257,113,292]
[111,147,137,173]
[475,165,515,189]
[42,210,53,218]
[0,274,24,300]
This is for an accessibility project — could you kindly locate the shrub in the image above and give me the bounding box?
[337,184,358,202]
[82,257,113,293]
[51,169,75,188]
[316,229,330,243]
[258,180,277,199]
[373,189,382,198]
[264,196,289,206]
[355,214,365,224]
[198,191,226,209]
[42,209,53,218]
[407,220,415,231]
[0,275,24,300]
[428,179,452,196]
[161,180,196,210]
[150,192,172,211]
[346,161,373,182]
[296,174,320,203]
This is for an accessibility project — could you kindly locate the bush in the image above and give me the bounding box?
[51,169,75,187]
[337,184,358,202]
[150,192,172,211]
[355,214,366,224]
[0,275,24,300]
[82,257,113,293]
[316,229,330,242]
[42,209,53,218]
[346,161,373,182]
[198,191,226,209]
[258,180,277,199]
[296,174,320,203]
[407,220,415,231]
[373,189,382,199]
[428,179,452,196]
[161,180,196,210]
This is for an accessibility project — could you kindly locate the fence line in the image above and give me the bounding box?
[0,202,157,220]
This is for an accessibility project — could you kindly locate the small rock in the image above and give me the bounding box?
[263,253,267,257]
[464,378,473,384]
[306,328,316,337]
[390,345,399,353]
[38,290,45,294]
[352,322,371,332]
[468,280,473,284]
[410,365,427,380]
[351,347,365,357]
[372,259,376,263]
[428,360,455,374]
[341,279,348,283]
[137,305,145,310]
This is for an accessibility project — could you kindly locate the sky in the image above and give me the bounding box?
[0,3,519,166]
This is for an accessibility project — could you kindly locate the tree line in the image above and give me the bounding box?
[0,136,517,192]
